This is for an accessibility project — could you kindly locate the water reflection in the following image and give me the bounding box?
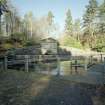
[36,61,86,76]
[34,61,104,85]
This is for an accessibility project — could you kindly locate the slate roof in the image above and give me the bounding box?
[41,37,57,43]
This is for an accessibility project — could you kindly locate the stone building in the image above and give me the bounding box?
[41,37,59,54]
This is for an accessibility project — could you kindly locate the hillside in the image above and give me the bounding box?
[60,46,104,57]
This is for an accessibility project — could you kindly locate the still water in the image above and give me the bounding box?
[34,61,104,85]
[35,61,76,75]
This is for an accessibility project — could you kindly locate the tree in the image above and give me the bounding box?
[22,14,29,39]
[65,9,73,36]
[0,0,9,35]
[47,11,54,26]
[27,11,33,38]
[98,0,105,34]
[91,0,105,51]
[22,12,34,39]
[83,0,98,48]
[83,0,98,27]
[73,19,81,41]
[22,12,47,42]
[47,11,54,35]
[10,9,21,35]
[60,34,83,49]
[0,0,22,36]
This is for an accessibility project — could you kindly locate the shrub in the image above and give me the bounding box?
[24,39,39,46]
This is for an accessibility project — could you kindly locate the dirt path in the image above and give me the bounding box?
[30,79,94,105]
[0,70,105,105]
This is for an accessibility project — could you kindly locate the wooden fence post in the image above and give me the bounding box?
[33,55,37,71]
[74,60,78,72]
[57,55,60,76]
[90,55,93,64]
[0,62,3,70]
[103,57,105,85]
[25,55,29,72]
[70,61,72,70]
[84,57,88,71]
[47,63,50,74]
[70,57,72,70]
[104,57,105,62]
[39,55,42,62]
[4,56,8,70]
[100,54,103,62]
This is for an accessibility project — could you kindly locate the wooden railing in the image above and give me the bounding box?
[0,55,61,72]
[0,54,105,85]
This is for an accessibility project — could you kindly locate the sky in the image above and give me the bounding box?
[11,0,103,38]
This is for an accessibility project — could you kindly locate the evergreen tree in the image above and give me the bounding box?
[83,0,98,27]
[65,9,73,36]
[73,19,81,41]
[47,11,54,35]
[98,0,105,34]
[47,11,54,26]
[22,12,34,39]
[83,0,98,48]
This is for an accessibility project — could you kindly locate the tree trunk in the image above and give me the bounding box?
[0,15,1,35]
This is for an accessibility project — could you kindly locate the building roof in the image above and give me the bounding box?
[41,37,57,43]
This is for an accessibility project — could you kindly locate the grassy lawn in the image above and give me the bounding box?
[0,70,105,105]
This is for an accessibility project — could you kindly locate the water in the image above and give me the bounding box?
[36,61,87,75]
[36,61,70,75]
[34,61,105,85]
